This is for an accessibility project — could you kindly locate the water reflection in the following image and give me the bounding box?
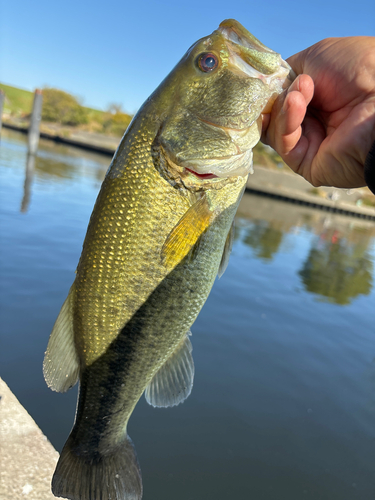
[34,148,108,183]
[299,228,373,305]
[21,153,35,213]
[2,129,375,500]
[34,153,77,180]
[242,220,283,260]
[8,128,110,213]
[237,193,375,304]
[5,125,375,306]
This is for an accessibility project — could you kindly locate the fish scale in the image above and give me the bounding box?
[71,124,244,446]
[43,18,294,500]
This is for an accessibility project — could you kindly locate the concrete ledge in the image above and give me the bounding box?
[245,186,375,220]
[0,378,58,500]
[246,166,375,220]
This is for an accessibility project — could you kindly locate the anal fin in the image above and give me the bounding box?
[43,286,79,392]
[145,333,194,408]
[161,195,214,269]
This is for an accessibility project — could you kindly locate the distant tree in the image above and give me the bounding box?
[101,103,132,136]
[107,103,124,114]
[42,87,88,125]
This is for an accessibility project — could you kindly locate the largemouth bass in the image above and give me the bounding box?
[43,19,294,500]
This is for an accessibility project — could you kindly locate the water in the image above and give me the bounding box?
[1,128,375,500]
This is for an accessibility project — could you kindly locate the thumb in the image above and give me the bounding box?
[286,48,309,77]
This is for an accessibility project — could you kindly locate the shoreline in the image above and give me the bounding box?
[3,122,375,221]
[2,122,117,156]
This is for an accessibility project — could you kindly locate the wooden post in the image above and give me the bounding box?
[28,89,43,154]
[0,89,4,136]
[21,153,36,213]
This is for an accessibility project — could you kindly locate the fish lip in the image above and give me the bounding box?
[219,19,276,55]
[218,19,295,85]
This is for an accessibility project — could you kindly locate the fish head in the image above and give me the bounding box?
[154,19,295,187]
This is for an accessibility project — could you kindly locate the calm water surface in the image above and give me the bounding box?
[1,128,375,500]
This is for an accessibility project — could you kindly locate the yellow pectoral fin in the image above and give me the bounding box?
[161,195,214,269]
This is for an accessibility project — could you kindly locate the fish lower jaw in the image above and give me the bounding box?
[159,146,250,192]
[180,148,254,179]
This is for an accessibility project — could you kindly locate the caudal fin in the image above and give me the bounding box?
[52,434,142,500]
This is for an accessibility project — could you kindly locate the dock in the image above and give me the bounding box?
[0,378,58,500]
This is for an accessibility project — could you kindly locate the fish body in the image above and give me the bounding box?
[43,20,294,500]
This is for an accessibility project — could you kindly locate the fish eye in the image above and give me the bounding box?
[197,53,218,72]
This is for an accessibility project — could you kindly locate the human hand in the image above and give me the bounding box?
[262,37,375,189]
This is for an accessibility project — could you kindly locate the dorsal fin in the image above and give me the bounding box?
[43,286,80,392]
[161,195,214,269]
[145,333,194,407]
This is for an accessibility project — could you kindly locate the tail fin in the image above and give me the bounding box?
[52,434,142,500]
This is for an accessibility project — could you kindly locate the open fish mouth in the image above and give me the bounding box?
[219,19,296,93]
[180,20,296,181]
[156,19,296,184]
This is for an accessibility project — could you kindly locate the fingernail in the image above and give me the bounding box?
[287,75,300,94]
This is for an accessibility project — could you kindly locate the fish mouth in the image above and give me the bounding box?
[218,19,296,89]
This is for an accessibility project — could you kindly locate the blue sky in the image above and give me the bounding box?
[1,0,374,113]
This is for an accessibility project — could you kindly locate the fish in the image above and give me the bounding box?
[43,19,294,500]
